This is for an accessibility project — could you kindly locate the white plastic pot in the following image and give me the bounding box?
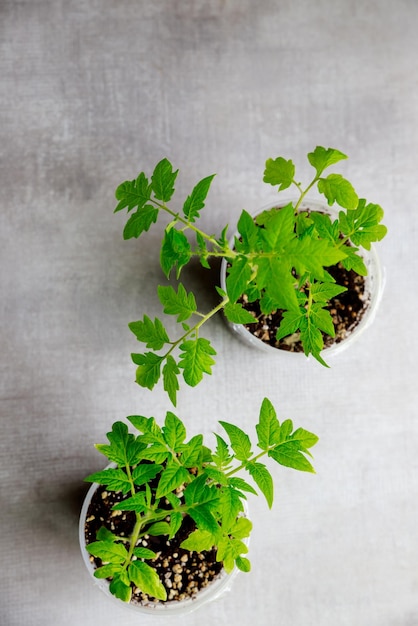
[220,199,384,360]
[79,477,248,616]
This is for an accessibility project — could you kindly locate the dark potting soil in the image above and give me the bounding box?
[84,484,223,606]
[238,262,369,351]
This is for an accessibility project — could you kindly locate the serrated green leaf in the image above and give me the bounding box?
[351,224,387,250]
[212,434,232,469]
[114,172,152,213]
[140,441,170,464]
[156,462,190,498]
[219,421,252,462]
[216,224,230,249]
[246,461,274,508]
[133,547,157,560]
[93,422,129,466]
[122,205,159,239]
[85,468,131,493]
[180,529,215,552]
[196,231,211,269]
[128,316,170,350]
[318,173,358,210]
[165,491,181,508]
[132,352,164,390]
[180,434,204,467]
[223,302,257,324]
[136,426,166,447]
[145,522,171,537]
[217,536,248,573]
[279,418,294,442]
[299,316,328,366]
[162,411,187,449]
[94,563,122,579]
[204,466,228,485]
[97,527,116,542]
[87,540,129,563]
[236,556,251,572]
[126,414,152,434]
[219,486,244,529]
[163,356,180,407]
[236,210,260,252]
[184,474,219,508]
[112,492,147,512]
[286,237,346,279]
[129,560,167,601]
[106,421,129,450]
[157,283,197,322]
[291,427,319,450]
[310,281,347,302]
[183,174,216,222]
[341,247,368,276]
[168,511,183,539]
[263,157,295,190]
[94,422,145,467]
[95,432,144,465]
[256,257,300,313]
[151,158,178,202]
[225,256,252,303]
[269,440,315,473]
[93,444,117,463]
[310,305,335,337]
[230,516,253,540]
[127,415,162,439]
[259,292,278,316]
[132,463,163,487]
[339,199,387,249]
[309,211,340,242]
[257,203,296,251]
[229,477,257,496]
[160,228,191,278]
[307,146,348,176]
[276,309,305,341]
[109,574,132,602]
[256,397,282,450]
[178,337,216,387]
[188,504,220,536]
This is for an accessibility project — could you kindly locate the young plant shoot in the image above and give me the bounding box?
[115,147,387,404]
[84,398,318,603]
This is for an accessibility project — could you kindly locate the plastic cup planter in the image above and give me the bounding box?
[79,476,249,616]
[220,199,384,360]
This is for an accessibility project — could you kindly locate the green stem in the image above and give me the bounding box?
[123,513,144,569]
[293,176,320,212]
[224,448,268,479]
[121,467,147,570]
[305,279,313,316]
[152,199,223,251]
[164,296,230,360]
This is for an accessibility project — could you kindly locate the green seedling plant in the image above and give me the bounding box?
[84,398,318,603]
[115,146,387,404]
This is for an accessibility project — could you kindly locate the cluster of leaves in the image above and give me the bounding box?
[85,398,318,603]
[115,147,387,399]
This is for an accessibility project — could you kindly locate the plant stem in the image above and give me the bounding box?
[152,199,223,251]
[224,449,268,478]
[164,296,230,360]
[293,176,320,212]
[124,513,144,568]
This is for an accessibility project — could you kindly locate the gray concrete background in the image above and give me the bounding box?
[1,1,417,625]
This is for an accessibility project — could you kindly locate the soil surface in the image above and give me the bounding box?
[84,484,223,606]
[238,262,369,351]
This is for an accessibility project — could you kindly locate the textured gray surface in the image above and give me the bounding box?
[1,1,417,625]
